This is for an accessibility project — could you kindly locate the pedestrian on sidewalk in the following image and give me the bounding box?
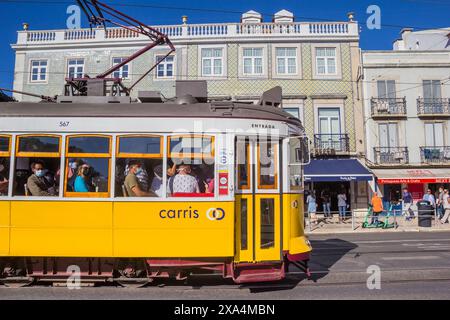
[402,188,415,221]
[321,189,332,219]
[422,188,436,206]
[436,186,445,219]
[440,189,450,224]
[371,192,384,225]
[337,190,347,223]
[306,191,318,225]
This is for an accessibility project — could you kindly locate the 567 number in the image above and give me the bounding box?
[59,121,70,128]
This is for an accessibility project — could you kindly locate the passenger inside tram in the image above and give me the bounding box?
[0,159,9,196]
[123,159,157,197]
[66,158,109,194]
[166,160,214,197]
[115,158,163,197]
[26,160,57,197]
[74,164,93,192]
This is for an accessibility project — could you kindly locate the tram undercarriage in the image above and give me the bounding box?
[0,254,310,287]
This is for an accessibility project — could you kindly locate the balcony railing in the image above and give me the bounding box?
[373,147,409,165]
[314,134,350,153]
[417,98,450,116]
[16,21,359,45]
[420,146,450,164]
[370,98,407,117]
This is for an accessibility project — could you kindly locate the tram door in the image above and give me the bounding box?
[235,137,281,262]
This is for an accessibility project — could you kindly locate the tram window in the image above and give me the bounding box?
[258,141,278,189]
[115,136,163,197]
[115,158,163,197]
[118,136,162,156]
[169,136,214,158]
[288,137,308,190]
[68,136,110,154]
[166,158,215,197]
[0,136,10,153]
[66,158,109,194]
[14,158,60,196]
[240,198,248,250]
[260,198,275,249]
[0,136,11,196]
[236,139,250,190]
[65,136,111,197]
[17,136,59,154]
[14,135,61,196]
[0,158,10,196]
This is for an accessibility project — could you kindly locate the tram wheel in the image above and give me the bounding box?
[116,277,152,288]
[1,277,34,288]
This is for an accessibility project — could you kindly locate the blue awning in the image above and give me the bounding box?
[304,159,373,182]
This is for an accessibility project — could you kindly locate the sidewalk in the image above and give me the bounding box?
[305,214,450,234]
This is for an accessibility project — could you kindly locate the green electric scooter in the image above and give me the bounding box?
[362,204,398,229]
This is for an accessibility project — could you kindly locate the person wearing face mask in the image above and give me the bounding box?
[124,160,156,197]
[0,163,8,196]
[74,164,93,192]
[27,161,55,196]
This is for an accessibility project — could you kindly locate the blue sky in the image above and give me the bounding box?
[0,0,449,89]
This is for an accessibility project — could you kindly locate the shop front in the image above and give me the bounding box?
[304,159,374,212]
[373,168,450,204]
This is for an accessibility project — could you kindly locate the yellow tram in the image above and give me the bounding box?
[0,86,311,286]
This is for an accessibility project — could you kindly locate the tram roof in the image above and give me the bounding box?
[0,101,303,128]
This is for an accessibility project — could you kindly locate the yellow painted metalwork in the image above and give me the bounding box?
[234,195,254,262]
[113,201,234,257]
[0,193,309,260]
[9,201,113,257]
[0,202,10,255]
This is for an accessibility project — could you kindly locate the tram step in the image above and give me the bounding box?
[233,266,285,284]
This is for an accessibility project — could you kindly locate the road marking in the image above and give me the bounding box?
[382,256,439,261]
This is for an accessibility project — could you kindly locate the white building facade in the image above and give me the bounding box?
[363,28,450,203]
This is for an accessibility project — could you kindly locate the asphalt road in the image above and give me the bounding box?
[1,231,449,300]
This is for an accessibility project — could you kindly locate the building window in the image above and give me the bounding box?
[30,60,48,82]
[243,48,263,75]
[67,59,85,78]
[315,48,336,75]
[112,57,130,79]
[276,47,297,75]
[425,122,444,147]
[377,80,397,99]
[379,123,398,148]
[201,48,223,76]
[423,80,442,98]
[156,55,174,79]
[318,108,341,135]
[283,107,299,119]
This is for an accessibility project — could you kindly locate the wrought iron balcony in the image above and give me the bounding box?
[373,147,409,165]
[370,98,407,118]
[420,146,450,164]
[417,98,450,116]
[314,134,350,153]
